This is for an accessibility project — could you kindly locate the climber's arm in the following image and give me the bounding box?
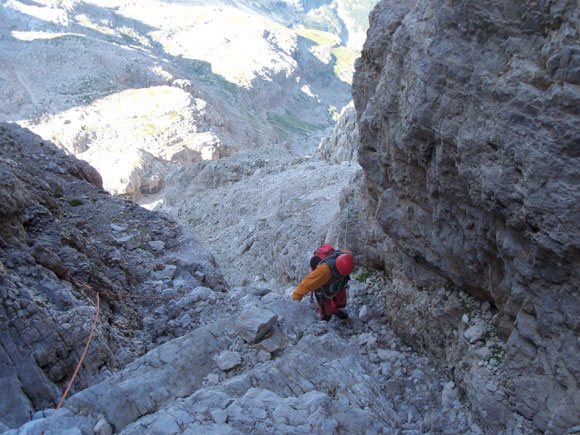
[292,264,332,301]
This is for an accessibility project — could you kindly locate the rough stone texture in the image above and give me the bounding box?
[66,324,223,432]
[235,307,278,343]
[350,0,580,432]
[156,152,360,287]
[9,284,492,435]
[316,101,359,164]
[216,351,243,372]
[4,1,579,433]
[0,123,227,430]
[3,121,487,435]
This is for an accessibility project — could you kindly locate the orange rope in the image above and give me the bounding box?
[52,275,194,411]
[55,292,100,411]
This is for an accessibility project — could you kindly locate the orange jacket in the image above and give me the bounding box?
[292,249,352,301]
[292,263,333,301]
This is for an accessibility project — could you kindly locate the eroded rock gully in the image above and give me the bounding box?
[0,123,227,431]
[2,123,486,434]
[1,0,579,433]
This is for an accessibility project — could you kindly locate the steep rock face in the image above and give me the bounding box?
[351,0,580,433]
[0,121,480,433]
[316,101,359,164]
[0,123,227,430]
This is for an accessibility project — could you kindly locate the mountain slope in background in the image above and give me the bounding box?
[0,0,373,197]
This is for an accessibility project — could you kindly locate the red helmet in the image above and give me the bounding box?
[336,254,354,276]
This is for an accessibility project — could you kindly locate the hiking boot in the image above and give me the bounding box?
[320,314,331,322]
[335,310,348,320]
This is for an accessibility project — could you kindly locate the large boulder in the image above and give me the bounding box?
[350,0,580,433]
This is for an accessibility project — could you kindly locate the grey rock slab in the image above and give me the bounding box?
[148,240,165,252]
[211,409,228,425]
[255,330,285,353]
[235,306,278,343]
[114,234,141,251]
[152,265,177,282]
[38,325,225,433]
[464,324,487,344]
[358,304,370,320]
[377,348,403,362]
[216,351,242,372]
[109,331,402,434]
[176,287,215,306]
[144,411,181,435]
[256,349,271,362]
[93,417,113,435]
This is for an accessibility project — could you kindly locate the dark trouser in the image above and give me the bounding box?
[315,287,347,316]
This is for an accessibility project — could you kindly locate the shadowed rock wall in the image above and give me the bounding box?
[351,0,580,432]
[0,123,227,430]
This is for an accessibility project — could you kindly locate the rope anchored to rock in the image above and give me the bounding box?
[55,287,99,412]
[53,274,197,412]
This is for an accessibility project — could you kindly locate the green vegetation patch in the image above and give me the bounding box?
[291,157,306,165]
[489,344,505,365]
[328,105,340,121]
[251,159,267,169]
[295,28,340,47]
[192,62,241,97]
[301,5,342,36]
[167,110,182,121]
[295,27,358,84]
[67,199,84,207]
[141,123,158,137]
[267,111,325,139]
[332,45,358,83]
[355,270,372,282]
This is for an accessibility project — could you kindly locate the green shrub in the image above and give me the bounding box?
[355,271,372,282]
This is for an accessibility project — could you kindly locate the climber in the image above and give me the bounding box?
[292,247,354,321]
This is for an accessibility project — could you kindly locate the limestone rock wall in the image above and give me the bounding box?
[350,0,580,432]
[316,101,360,164]
[0,123,227,430]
